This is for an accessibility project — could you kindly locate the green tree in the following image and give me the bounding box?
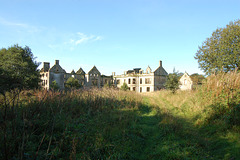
[195,20,240,75]
[190,73,205,85]
[165,71,180,94]
[120,82,129,91]
[50,80,59,90]
[65,77,81,89]
[0,44,41,94]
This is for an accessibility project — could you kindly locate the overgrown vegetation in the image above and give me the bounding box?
[199,69,240,126]
[120,82,129,91]
[164,70,180,94]
[1,70,240,159]
[65,77,82,89]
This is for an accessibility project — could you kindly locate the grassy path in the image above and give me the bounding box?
[132,93,240,159]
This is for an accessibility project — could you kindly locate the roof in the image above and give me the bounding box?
[76,67,86,75]
[153,65,168,76]
[49,63,66,73]
[88,66,101,75]
[70,70,75,74]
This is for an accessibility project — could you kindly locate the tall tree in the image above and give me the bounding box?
[195,20,240,75]
[0,44,41,94]
[165,70,180,94]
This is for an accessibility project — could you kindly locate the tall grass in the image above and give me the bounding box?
[1,70,240,159]
[0,88,143,159]
[199,69,240,126]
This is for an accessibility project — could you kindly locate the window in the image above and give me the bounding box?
[46,80,48,85]
[133,87,136,91]
[145,78,151,84]
[140,78,142,84]
[46,73,48,77]
[133,78,136,84]
[140,87,142,92]
[128,78,131,84]
[147,87,150,92]
[117,80,120,84]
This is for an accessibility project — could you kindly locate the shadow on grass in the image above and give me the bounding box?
[0,91,239,160]
[107,103,240,159]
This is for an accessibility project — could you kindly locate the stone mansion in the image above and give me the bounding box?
[40,60,112,90]
[40,60,169,92]
[113,61,168,92]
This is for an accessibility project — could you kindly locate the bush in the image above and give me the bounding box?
[50,80,59,90]
[65,77,81,89]
[199,69,240,126]
[120,82,129,91]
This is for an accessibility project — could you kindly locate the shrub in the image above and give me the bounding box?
[120,82,129,91]
[199,69,240,126]
[50,80,59,90]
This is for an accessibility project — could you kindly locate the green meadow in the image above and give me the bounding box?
[1,71,240,160]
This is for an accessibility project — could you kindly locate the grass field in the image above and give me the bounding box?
[1,71,240,159]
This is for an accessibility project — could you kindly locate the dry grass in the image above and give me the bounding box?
[200,69,240,106]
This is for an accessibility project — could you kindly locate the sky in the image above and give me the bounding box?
[0,0,239,76]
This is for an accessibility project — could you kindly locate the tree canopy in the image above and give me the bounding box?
[65,77,81,89]
[0,44,41,94]
[195,20,240,75]
[190,73,205,86]
[164,71,180,94]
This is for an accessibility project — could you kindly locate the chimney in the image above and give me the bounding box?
[112,72,116,76]
[55,60,59,65]
[159,60,162,67]
[43,62,50,71]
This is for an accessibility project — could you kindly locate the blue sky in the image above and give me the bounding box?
[0,0,239,75]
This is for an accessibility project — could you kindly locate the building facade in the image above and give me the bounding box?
[179,72,193,90]
[113,60,168,92]
[40,60,112,89]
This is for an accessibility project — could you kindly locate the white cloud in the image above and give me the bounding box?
[69,32,103,45]
[94,36,103,41]
[49,32,104,52]
[0,17,42,33]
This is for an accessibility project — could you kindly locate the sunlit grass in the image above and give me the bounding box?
[1,70,240,159]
